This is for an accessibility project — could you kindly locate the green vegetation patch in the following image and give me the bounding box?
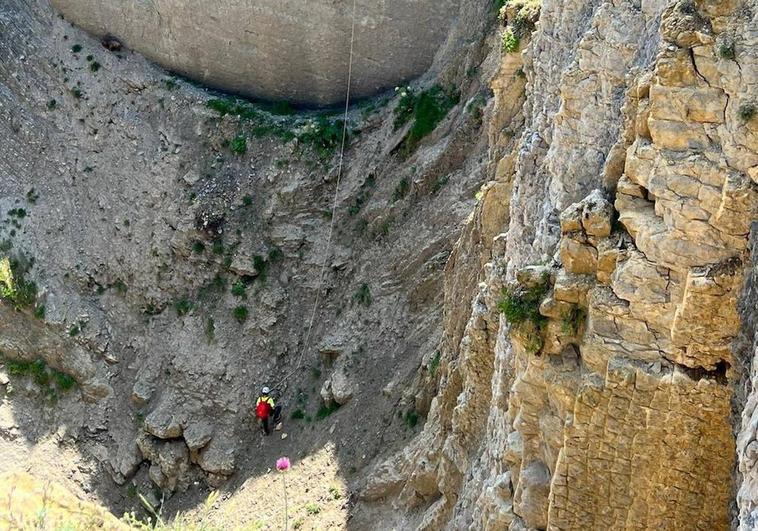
[497,271,550,353]
[394,86,460,154]
[174,298,194,316]
[315,401,339,420]
[233,305,249,323]
[231,281,247,298]
[2,354,77,401]
[404,410,419,429]
[502,28,520,53]
[353,283,372,307]
[429,351,441,377]
[206,98,347,161]
[0,257,38,310]
[499,0,541,52]
[229,135,247,155]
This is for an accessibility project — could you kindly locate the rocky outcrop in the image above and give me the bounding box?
[364,0,757,529]
[49,0,481,106]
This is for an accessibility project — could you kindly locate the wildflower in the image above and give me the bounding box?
[277,456,291,471]
[277,457,291,529]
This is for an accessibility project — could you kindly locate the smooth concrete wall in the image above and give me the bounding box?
[51,0,459,106]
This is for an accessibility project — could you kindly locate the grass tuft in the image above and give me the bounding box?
[229,135,247,155]
[231,281,246,298]
[315,402,339,420]
[353,283,372,307]
[233,305,249,323]
[174,298,194,316]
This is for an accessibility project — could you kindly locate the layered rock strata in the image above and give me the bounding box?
[364,0,757,529]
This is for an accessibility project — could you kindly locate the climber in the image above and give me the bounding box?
[255,386,282,435]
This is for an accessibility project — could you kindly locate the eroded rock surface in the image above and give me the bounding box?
[364,0,757,529]
[50,0,473,106]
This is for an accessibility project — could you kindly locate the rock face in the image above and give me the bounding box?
[0,0,495,514]
[2,0,757,527]
[50,0,462,106]
[364,0,758,529]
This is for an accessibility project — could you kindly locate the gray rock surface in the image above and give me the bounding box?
[50,0,460,106]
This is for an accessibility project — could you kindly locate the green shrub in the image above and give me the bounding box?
[497,272,550,353]
[429,351,441,377]
[231,281,246,298]
[329,485,342,500]
[34,305,45,320]
[233,305,249,323]
[46,99,57,111]
[404,410,419,429]
[353,283,372,307]
[304,502,321,515]
[502,28,520,53]
[174,298,193,316]
[89,61,101,72]
[71,87,83,99]
[0,257,37,309]
[718,41,736,60]
[372,217,394,239]
[192,241,205,254]
[242,194,253,207]
[71,44,82,53]
[431,175,449,194]
[291,409,306,420]
[229,135,247,155]
[298,117,344,161]
[738,102,756,122]
[53,371,76,391]
[399,86,460,154]
[316,402,339,420]
[496,274,549,327]
[268,247,283,262]
[509,0,540,36]
[68,324,80,337]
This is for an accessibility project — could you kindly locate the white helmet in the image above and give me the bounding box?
[261,386,270,395]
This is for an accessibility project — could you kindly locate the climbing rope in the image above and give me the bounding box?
[278,0,359,388]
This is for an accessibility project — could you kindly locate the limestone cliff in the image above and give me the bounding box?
[1,0,757,528]
[364,0,758,529]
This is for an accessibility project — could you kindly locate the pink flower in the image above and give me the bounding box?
[276,457,291,471]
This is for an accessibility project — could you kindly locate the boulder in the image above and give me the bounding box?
[183,421,214,451]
